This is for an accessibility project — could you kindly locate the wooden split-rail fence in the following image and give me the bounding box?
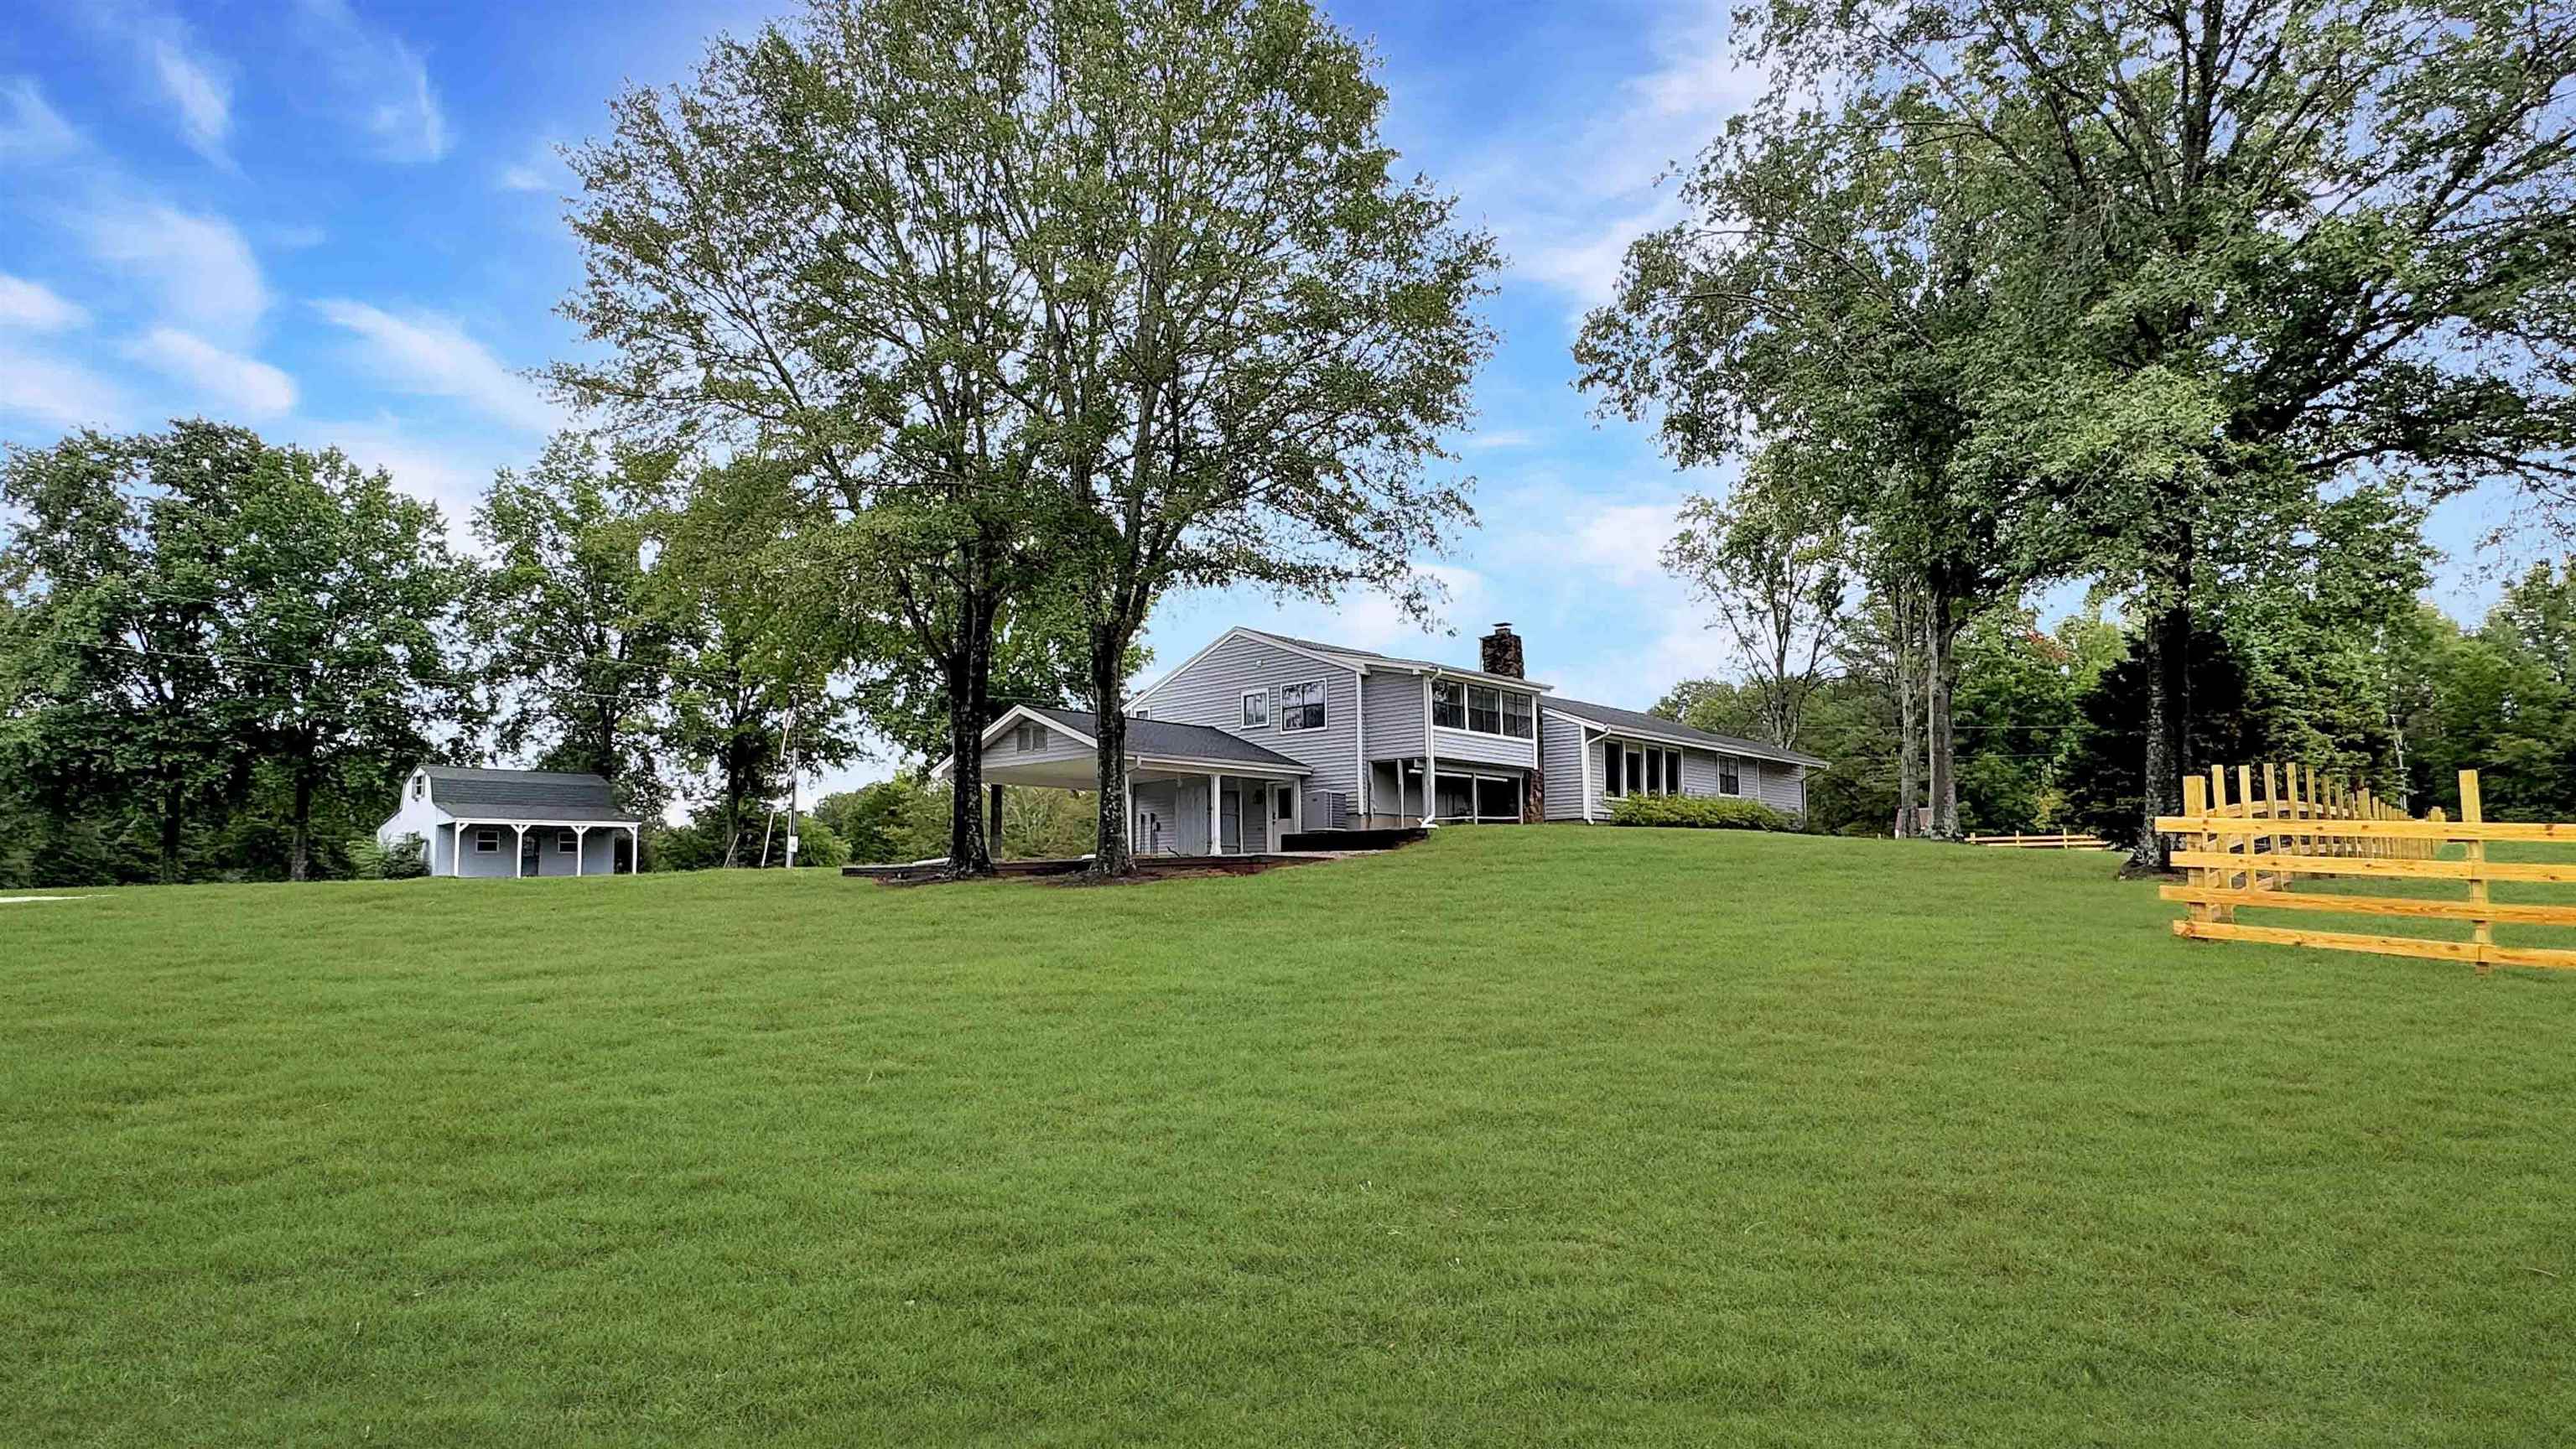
[1966,833,2113,849]
[2157,765,2576,973]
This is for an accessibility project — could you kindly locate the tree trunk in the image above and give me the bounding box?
[1088,622,1136,877]
[158,773,185,886]
[944,626,995,879]
[288,763,315,883]
[1892,592,1920,838]
[1927,593,1961,839]
[988,782,1005,861]
[2131,599,2192,871]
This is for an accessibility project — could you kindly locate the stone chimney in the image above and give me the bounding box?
[1479,622,1524,679]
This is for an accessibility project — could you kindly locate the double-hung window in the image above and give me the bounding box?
[1501,692,1534,739]
[1467,685,1502,734]
[1720,756,1741,796]
[474,827,500,853]
[1280,680,1326,732]
[1431,678,1465,729]
[558,830,578,854]
[1241,688,1271,729]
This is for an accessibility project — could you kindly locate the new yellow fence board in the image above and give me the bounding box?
[2158,886,2576,929]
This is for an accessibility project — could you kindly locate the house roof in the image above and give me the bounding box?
[1235,628,1555,692]
[1025,706,1309,771]
[1544,698,1830,770]
[422,766,643,822]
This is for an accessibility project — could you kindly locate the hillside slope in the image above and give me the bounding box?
[7,828,2573,1446]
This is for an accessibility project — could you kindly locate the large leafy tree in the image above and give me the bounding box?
[652,454,860,866]
[551,0,1072,877]
[554,0,1496,879]
[2,425,262,882]
[1732,0,2576,865]
[1000,0,1498,875]
[470,435,682,814]
[225,446,470,880]
[1661,449,1852,751]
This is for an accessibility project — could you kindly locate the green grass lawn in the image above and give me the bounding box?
[7,828,2573,1446]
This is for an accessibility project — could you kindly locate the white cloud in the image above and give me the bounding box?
[0,275,89,332]
[80,202,268,338]
[299,414,496,524]
[1462,427,1540,451]
[1568,501,1683,587]
[298,0,450,163]
[312,299,556,432]
[149,36,232,163]
[0,346,125,430]
[0,78,81,164]
[126,327,296,417]
[496,140,564,194]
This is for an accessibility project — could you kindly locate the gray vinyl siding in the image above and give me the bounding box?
[991,721,1093,770]
[1362,670,1425,762]
[1540,710,1591,820]
[1550,719,1812,823]
[1137,631,1360,821]
[1431,724,1537,769]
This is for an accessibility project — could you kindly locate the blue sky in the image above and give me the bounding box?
[0,0,2523,798]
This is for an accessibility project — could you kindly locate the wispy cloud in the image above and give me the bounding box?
[0,345,124,430]
[297,0,449,163]
[496,139,564,194]
[80,202,268,339]
[0,78,82,164]
[126,327,295,417]
[312,299,553,432]
[1462,427,1540,451]
[148,34,232,164]
[0,274,89,332]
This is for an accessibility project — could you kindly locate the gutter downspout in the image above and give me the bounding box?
[1355,667,1368,827]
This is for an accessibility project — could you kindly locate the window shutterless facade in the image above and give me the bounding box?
[1602,740,1682,797]
[1436,679,1535,740]
[1280,680,1326,732]
[558,830,577,854]
[474,827,500,852]
[1720,755,1740,795]
[1241,689,1270,729]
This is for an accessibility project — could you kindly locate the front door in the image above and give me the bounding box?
[519,828,541,877]
[1220,787,1243,854]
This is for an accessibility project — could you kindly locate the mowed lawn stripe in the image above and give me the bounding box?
[5,828,2572,1446]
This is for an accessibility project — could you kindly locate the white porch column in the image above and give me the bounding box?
[452,821,466,876]
[512,823,527,879]
[1121,763,1134,855]
[630,824,641,874]
[1208,772,1223,856]
[574,823,589,876]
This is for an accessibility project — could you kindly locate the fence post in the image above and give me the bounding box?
[2461,771,2490,976]
[2182,773,2210,924]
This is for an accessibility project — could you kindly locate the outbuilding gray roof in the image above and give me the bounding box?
[1027,706,1308,771]
[423,766,643,822]
[1545,698,1830,770]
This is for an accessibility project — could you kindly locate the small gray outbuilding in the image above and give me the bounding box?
[376,765,643,878]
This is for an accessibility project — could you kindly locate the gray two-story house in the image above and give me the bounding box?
[943,623,1826,856]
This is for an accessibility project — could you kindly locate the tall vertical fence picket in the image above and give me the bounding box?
[2156,766,2576,973]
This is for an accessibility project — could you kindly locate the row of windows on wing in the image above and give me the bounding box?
[1430,680,1535,739]
[1602,741,1742,797]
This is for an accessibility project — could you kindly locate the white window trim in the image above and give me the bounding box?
[1435,683,1539,740]
[1241,688,1271,730]
[1430,770,1524,824]
[473,827,500,853]
[1278,678,1327,734]
[1602,740,1685,800]
[558,829,579,854]
[1719,755,1742,797]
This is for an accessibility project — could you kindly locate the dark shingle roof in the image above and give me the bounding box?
[1026,706,1308,771]
[1544,698,1829,770]
[423,766,642,821]
[1241,629,1552,691]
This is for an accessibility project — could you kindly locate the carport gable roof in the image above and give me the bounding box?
[423,766,644,823]
[1022,706,1310,771]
